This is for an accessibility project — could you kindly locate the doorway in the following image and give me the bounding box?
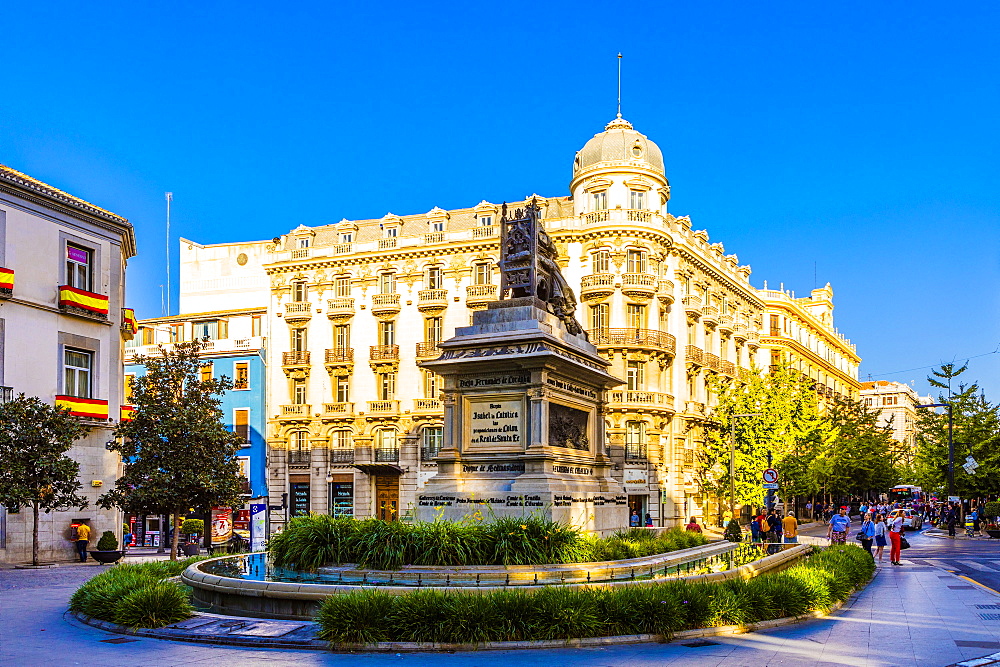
[628,495,647,527]
[375,475,399,522]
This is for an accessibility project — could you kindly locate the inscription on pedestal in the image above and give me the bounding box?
[467,397,524,451]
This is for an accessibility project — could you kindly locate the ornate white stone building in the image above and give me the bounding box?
[178,115,860,529]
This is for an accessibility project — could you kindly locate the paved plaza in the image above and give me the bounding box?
[2,527,1000,666]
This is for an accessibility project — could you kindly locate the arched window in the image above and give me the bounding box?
[289,431,310,464]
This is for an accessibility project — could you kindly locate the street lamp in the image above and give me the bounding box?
[915,402,954,499]
[730,413,763,519]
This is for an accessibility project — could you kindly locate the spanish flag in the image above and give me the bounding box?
[59,285,109,315]
[55,396,109,420]
[120,405,136,421]
[0,267,13,292]
[121,308,138,336]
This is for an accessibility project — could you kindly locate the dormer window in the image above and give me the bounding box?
[629,190,645,210]
[478,215,493,227]
[340,232,354,243]
[632,144,643,158]
[430,220,445,232]
[297,238,311,248]
[384,225,399,238]
[592,191,607,211]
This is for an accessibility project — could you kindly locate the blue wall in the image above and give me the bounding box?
[124,352,268,500]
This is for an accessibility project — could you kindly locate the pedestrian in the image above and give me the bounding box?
[630,510,640,528]
[644,512,653,528]
[749,512,761,543]
[827,506,851,545]
[767,509,783,553]
[685,517,702,533]
[122,530,133,554]
[858,512,876,557]
[782,511,799,544]
[888,510,905,565]
[757,510,771,543]
[874,513,888,562]
[73,522,91,563]
[947,504,959,537]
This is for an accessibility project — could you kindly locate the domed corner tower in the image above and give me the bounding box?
[570,115,670,223]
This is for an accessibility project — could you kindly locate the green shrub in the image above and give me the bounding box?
[112,581,193,628]
[983,502,1000,520]
[314,544,875,645]
[180,519,204,535]
[95,531,118,551]
[69,560,200,628]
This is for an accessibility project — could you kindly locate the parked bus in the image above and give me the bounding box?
[888,484,923,504]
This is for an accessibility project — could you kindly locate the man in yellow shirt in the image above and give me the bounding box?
[782,512,799,544]
[74,523,91,563]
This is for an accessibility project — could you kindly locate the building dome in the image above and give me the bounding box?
[574,116,664,174]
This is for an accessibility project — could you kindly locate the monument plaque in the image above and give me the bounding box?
[416,200,628,534]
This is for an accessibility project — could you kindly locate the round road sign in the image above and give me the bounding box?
[762,468,779,484]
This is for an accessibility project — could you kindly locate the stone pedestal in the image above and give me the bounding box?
[417,298,628,534]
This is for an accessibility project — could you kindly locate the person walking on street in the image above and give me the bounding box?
[859,512,876,557]
[749,511,761,542]
[685,517,702,533]
[947,503,959,537]
[888,510,905,565]
[827,506,851,545]
[783,511,799,543]
[74,523,91,563]
[874,513,888,562]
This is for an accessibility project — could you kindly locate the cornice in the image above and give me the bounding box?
[760,335,861,387]
[762,301,859,361]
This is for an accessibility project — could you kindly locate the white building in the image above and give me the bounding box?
[0,164,135,563]
[860,380,930,458]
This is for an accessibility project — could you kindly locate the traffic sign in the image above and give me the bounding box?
[948,496,960,502]
[762,468,779,484]
[762,482,779,490]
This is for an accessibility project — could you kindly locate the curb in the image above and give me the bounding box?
[70,577,869,653]
[948,652,1000,667]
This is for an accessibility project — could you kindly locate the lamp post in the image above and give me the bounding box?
[730,413,763,520]
[916,402,954,498]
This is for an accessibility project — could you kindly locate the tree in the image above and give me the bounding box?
[700,363,834,517]
[913,364,1000,498]
[99,340,246,560]
[0,395,89,565]
[819,395,901,498]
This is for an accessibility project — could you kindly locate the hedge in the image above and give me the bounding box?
[268,516,708,571]
[316,545,874,645]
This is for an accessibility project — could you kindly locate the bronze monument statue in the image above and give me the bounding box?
[499,198,585,336]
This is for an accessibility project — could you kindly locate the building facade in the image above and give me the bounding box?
[759,284,861,403]
[177,116,861,530]
[860,380,930,460]
[125,308,268,546]
[0,164,135,563]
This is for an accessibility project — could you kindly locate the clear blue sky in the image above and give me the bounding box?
[1,1,997,400]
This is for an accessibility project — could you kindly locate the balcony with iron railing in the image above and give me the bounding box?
[685,345,704,366]
[719,360,736,377]
[472,225,496,239]
[326,298,355,319]
[682,294,702,317]
[624,442,648,461]
[282,350,311,367]
[367,400,400,413]
[415,342,441,359]
[329,448,355,464]
[579,273,616,300]
[369,345,399,362]
[417,289,448,312]
[375,447,400,462]
[587,328,676,355]
[465,283,498,306]
[284,301,312,323]
[703,352,720,371]
[288,449,311,464]
[371,293,401,316]
[421,445,442,461]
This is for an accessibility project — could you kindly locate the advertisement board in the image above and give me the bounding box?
[250,502,267,551]
[211,508,233,546]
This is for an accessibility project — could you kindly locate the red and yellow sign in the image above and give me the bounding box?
[120,404,136,421]
[59,285,109,315]
[0,267,13,292]
[121,308,138,336]
[55,395,109,420]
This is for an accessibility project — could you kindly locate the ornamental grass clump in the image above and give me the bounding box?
[69,558,204,628]
[315,545,875,646]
